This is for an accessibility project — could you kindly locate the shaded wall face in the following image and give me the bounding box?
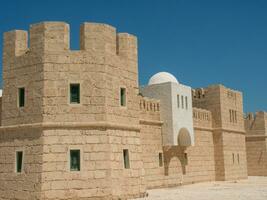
[0,128,43,200]
[246,138,267,176]
[140,83,173,145]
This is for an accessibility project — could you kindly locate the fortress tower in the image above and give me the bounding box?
[0,21,145,200]
[193,85,247,181]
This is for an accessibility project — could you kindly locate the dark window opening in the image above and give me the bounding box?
[16,151,23,173]
[70,84,80,104]
[184,153,188,165]
[70,149,80,171]
[159,153,163,167]
[120,88,126,106]
[123,149,130,169]
[18,88,25,107]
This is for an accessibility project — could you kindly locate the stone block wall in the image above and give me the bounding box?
[0,128,43,200]
[140,126,216,189]
[40,128,111,199]
[246,137,267,176]
[245,112,267,176]
[221,132,247,180]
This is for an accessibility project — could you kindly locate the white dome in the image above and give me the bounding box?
[148,72,179,85]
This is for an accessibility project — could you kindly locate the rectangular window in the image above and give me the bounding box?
[185,96,188,110]
[234,111,237,123]
[16,151,23,173]
[18,87,25,107]
[123,149,130,169]
[70,84,80,104]
[120,88,126,106]
[184,153,188,165]
[70,149,80,171]
[229,110,232,122]
[181,95,184,109]
[177,95,180,108]
[159,153,163,167]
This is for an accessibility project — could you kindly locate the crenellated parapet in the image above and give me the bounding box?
[3,21,137,61]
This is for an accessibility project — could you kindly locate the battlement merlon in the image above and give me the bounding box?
[3,21,137,60]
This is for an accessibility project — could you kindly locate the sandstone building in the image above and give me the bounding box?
[0,21,266,200]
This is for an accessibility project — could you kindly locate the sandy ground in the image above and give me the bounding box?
[134,177,267,200]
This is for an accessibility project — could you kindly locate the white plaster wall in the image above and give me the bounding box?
[171,82,194,146]
[140,81,194,146]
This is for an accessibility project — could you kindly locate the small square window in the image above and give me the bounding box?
[120,88,126,107]
[16,151,23,173]
[18,88,25,107]
[123,149,130,169]
[159,153,163,167]
[70,84,80,104]
[70,149,80,171]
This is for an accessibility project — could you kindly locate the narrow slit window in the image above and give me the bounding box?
[237,153,240,164]
[232,153,235,164]
[123,149,130,169]
[120,88,126,106]
[185,96,188,110]
[177,95,180,108]
[70,149,80,171]
[229,110,232,122]
[18,87,25,107]
[159,153,163,167]
[16,151,23,173]
[184,153,188,165]
[70,84,80,104]
[181,95,184,109]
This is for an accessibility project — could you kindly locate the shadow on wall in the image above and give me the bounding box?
[163,146,187,176]
[163,128,191,176]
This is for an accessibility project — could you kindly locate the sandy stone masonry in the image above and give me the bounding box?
[0,21,265,200]
[245,112,267,176]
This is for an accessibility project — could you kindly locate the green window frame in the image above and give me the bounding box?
[70,149,80,171]
[70,84,80,104]
[120,88,126,106]
[18,87,25,107]
[16,151,23,173]
[123,149,130,169]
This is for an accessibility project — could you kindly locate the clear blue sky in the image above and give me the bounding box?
[1,0,266,112]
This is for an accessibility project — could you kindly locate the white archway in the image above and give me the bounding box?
[178,128,192,146]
